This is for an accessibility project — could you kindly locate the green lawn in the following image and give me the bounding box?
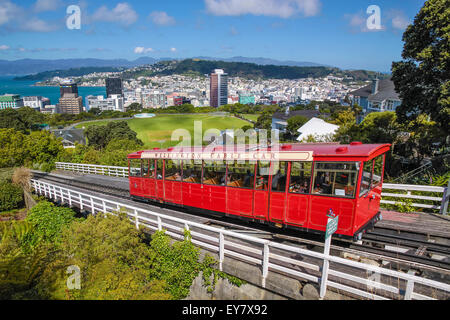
[240,114,260,122]
[77,114,250,149]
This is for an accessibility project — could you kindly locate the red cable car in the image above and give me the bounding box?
[128,143,390,240]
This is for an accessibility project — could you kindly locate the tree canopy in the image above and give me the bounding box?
[391,0,450,133]
[85,121,143,150]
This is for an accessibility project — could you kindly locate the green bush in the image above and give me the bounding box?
[24,201,77,247]
[0,182,23,212]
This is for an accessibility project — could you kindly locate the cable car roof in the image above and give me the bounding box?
[128,143,391,161]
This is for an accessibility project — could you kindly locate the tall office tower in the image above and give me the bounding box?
[59,80,83,114]
[106,77,123,97]
[60,80,79,97]
[59,93,83,114]
[210,69,228,108]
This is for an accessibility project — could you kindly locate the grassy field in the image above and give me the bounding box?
[240,114,260,122]
[76,114,250,149]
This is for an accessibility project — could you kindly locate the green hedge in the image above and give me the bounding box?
[0,182,23,212]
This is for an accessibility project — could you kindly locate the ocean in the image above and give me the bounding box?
[0,76,106,107]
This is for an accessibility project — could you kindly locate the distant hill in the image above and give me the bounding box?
[193,56,330,67]
[0,58,159,76]
[14,67,125,81]
[154,59,334,79]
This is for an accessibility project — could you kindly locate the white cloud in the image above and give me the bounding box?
[149,11,176,26]
[204,0,321,18]
[390,12,410,31]
[92,2,138,26]
[0,44,10,51]
[21,17,59,32]
[0,0,62,32]
[134,47,154,54]
[0,0,20,26]
[33,0,63,13]
[170,47,177,52]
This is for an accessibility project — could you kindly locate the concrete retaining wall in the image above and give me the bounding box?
[187,249,354,300]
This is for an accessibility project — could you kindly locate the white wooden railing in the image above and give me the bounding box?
[31,179,450,300]
[55,162,450,215]
[56,162,128,177]
[382,183,449,214]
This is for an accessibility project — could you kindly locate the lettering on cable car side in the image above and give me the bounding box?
[140,151,313,162]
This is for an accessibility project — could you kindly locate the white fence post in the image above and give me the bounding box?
[134,209,139,229]
[219,232,224,272]
[262,243,269,288]
[320,235,332,299]
[79,193,83,211]
[404,270,416,300]
[157,216,162,231]
[440,179,450,215]
[90,197,95,215]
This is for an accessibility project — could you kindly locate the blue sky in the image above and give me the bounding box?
[0,0,426,72]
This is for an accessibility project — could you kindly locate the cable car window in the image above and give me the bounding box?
[182,160,202,184]
[271,161,288,192]
[360,161,373,196]
[289,162,312,194]
[227,161,255,189]
[156,160,163,180]
[129,159,142,177]
[165,160,182,181]
[203,161,227,186]
[148,160,156,179]
[313,162,359,198]
[256,162,270,191]
[142,160,153,178]
[372,155,384,187]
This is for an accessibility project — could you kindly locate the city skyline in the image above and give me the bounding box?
[0,0,425,72]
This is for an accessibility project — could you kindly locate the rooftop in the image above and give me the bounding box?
[351,79,400,102]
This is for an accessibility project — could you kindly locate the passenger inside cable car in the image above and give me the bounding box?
[289,162,312,194]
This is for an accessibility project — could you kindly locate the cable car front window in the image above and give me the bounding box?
[312,162,358,198]
[360,161,373,196]
[372,155,384,187]
[129,159,142,177]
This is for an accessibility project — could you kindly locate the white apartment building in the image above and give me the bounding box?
[87,95,124,112]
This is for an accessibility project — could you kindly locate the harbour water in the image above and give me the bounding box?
[0,76,106,106]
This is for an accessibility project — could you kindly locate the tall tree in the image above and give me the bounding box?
[391,0,450,133]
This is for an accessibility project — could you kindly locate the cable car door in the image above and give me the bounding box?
[253,161,270,220]
[142,159,157,199]
[268,161,288,224]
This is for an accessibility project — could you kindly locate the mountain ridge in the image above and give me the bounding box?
[0,56,329,76]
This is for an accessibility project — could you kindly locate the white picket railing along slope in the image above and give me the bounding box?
[31,179,450,300]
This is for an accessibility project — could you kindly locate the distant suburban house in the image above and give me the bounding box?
[272,109,321,133]
[296,118,339,142]
[350,78,401,120]
[51,129,86,149]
